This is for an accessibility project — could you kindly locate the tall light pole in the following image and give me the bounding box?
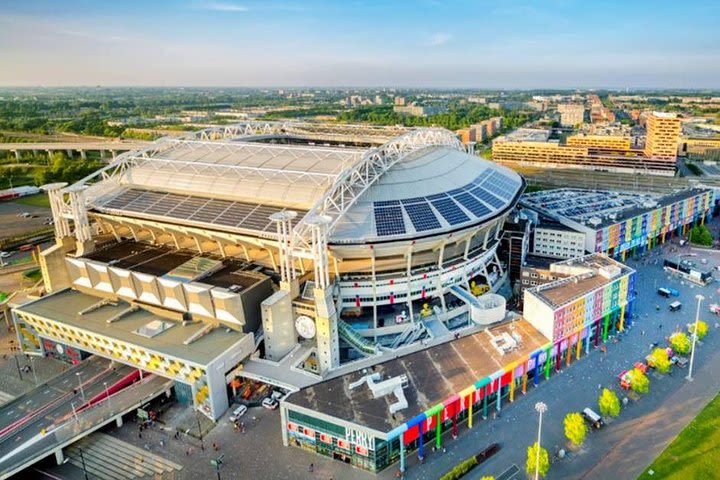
[534,401,547,480]
[687,294,704,381]
[76,372,85,403]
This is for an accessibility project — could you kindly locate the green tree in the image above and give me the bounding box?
[526,442,550,478]
[688,320,709,340]
[564,412,588,446]
[480,477,495,480]
[649,347,672,374]
[629,368,650,394]
[670,332,692,355]
[598,388,621,417]
[689,224,713,246]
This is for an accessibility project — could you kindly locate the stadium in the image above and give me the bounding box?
[13,122,524,419]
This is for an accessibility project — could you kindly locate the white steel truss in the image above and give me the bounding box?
[292,128,464,251]
[192,121,409,142]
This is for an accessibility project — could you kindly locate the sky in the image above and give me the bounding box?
[0,0,719,89]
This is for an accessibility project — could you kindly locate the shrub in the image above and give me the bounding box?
[598,388,621,417]
[564,412,588,446]
[670,332,692,355]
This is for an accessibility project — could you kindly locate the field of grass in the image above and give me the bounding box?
[12,193,50,209]
[639,392,720,479]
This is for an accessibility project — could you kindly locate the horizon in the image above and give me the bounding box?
[1,0,719,89]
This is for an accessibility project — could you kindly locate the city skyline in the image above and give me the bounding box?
[1,0,719,88]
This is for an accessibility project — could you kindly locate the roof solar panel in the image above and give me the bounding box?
[374,206,406,236]
[454,192,491,218]
[470,187,505,209]
[431,198,470,225]
[426,192,449,200]
[375,200,401,207]
[98,188,307,235]
[403,202,441,232]
[400,197,427,205]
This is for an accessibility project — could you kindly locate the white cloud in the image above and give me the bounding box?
[427,32,451,47]
[202,2,249,12]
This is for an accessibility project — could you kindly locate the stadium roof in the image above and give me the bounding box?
[75,122,523,244]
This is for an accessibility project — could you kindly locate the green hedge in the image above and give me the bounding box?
[439,456,479,480]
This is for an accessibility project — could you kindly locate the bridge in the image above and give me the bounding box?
[0,356,173,479]
[0,141,151,160]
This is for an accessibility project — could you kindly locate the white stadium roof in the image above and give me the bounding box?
[73,122,523,244]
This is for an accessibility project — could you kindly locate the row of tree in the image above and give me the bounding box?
[526,320,711,477]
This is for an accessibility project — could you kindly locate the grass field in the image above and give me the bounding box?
[639,392,720,479]
[12,193,50,209]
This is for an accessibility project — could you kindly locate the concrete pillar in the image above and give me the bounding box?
[435,412,441,449]
[399,436,405,473]
[111,150,117,159]
[66,149,73,158]
[495,376,502,411]
[54,448,64,465]
[586,327,591,354]
[80,150,87,160]
[12,150,20,161]
[576,334,582,359]
[116,416,123,427]
[467,394,473,428]
[534,355,541,386]
[482,386,488,419]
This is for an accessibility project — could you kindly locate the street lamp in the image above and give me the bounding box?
[534,401,548,480]
[103,381,109,399]
[687,294,704,381]
[76,372,85,403]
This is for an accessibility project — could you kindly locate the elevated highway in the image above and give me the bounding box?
[0,357,173,479]
[0,141,150,160]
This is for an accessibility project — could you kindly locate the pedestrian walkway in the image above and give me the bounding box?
[66,432,183,480]
[0,390,13,406]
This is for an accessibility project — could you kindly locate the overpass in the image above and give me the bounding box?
[0,141,151,160]
[0,357,173,479]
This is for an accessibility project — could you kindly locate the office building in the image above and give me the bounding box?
[557,104,585,127]
[644,112,681,161]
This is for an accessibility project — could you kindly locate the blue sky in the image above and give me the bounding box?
[0,0,718,88]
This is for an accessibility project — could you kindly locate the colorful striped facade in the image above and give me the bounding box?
[594,190,712,256]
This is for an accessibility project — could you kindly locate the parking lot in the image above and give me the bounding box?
[0,200,52,240]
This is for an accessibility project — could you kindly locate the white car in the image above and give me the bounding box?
[262,398,279,410]
[0,251,11,258]
[229,404,247,422]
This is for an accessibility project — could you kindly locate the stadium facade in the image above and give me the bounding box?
[12,122,525,420]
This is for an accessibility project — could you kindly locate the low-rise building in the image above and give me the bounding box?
[524,253,636,345]
[521,188,714,259]
[532,219,586,259]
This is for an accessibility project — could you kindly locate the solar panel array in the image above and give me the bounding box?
[374,206,406,236]
[403,202,442,232]
[101,188,306,234]
[370,168,521,237]
[480,170,520,200]
[431,197,470,225]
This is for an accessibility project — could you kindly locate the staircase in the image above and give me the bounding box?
[66,433,183,480]
[390,321,427,349]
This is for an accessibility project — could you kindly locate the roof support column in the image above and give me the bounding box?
[371,249,378,342]
[42,182,71,241]
[437,239,448,312]
[406,245,414,324]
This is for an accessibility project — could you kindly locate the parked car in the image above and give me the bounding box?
[675,357,689,368]
[271,390,285,401]
[262,398,279,410]
[476,443,501,462]
[229,404,248,422]
[582,407,604,429]
[0,251,11,258]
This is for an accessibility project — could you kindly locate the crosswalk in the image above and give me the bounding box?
[0,390,15,407]
[66,433,183,480]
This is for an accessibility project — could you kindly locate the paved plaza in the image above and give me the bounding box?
[9,221,720,480]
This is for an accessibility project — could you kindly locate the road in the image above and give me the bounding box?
[400,234,720,480]
[0,357,133,462]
